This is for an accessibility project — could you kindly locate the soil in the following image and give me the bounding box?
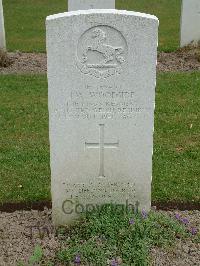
[0,47,200,74]
[0,52,47,75]
[0,209,199,266]
[0,208,61,266]
[157,47,200,72]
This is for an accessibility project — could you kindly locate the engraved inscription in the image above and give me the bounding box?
[53,84,152,120]
[77,26,127,78]
[85,124,119,178]
[64,181,136,202]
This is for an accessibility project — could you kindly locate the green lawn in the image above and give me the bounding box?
[3,0,181,52]
[153,73,200,203]
[0,72,199,205]
[0,75,50,203]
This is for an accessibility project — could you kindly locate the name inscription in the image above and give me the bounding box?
[54,84,151,120]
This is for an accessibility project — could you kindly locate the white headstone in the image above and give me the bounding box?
[46,9,158,226]
[68,0,115,11]
[180,0,200,47]
[0,0,6,49]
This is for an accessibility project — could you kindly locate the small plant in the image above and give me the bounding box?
[0,49,12,67]
[17,245,55,266]
[174,212,199,240]
[57,205,191,265]
[29,245,43,265]
[17,261,25,266]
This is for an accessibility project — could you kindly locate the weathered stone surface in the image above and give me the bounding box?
[181,0,200,47]
[68,0,115,11]
[46,10,158,226]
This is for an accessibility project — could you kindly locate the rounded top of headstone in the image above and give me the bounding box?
[46,9,159,23]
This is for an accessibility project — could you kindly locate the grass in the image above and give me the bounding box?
[0,75,50,203]
[153,72,200,204]
[0,72,200,205]
[3,0,67,52]
[3,0,181,52]
[117,0,181,52]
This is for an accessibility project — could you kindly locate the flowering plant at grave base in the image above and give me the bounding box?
[57,206,193,265]
[110,258,118,266]
[141,209,148,219]
[190,227,198,235]
[174,213,198,236]
[74,254,81,264]
[129,218,135,225]
[175,213,181,220]
[181,217,189,225]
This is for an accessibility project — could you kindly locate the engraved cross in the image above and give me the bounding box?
[85,124,119,178]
